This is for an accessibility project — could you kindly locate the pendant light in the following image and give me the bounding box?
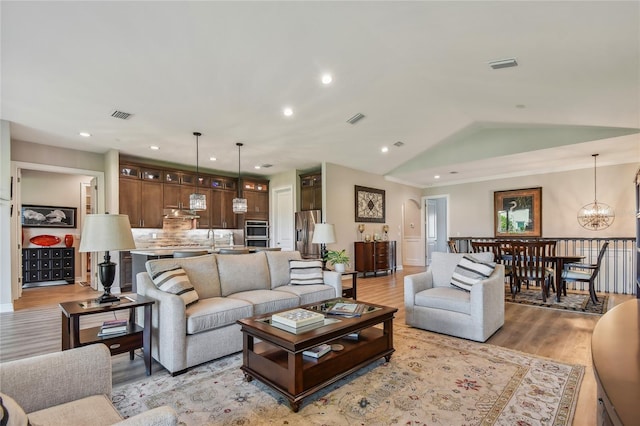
[577,154,614,230]
[189,132,206,211]
[232,142,247,213]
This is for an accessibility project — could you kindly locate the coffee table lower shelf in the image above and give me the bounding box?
[240,326,394,412]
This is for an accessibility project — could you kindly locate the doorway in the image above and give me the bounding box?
[272,185,294,251]
[425,195,449,265]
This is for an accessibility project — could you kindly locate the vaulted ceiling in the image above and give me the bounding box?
[2,1,639,187]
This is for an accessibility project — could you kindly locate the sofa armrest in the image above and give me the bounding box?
[469,264,505,327]
[322,270,342,297]
[0,344,111,414]
[404,270,433,325]
[114,406,179,426]
[136,272,188,373]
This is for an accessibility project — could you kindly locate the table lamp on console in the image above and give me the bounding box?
[312,223,336,269]
[79,213,136,303]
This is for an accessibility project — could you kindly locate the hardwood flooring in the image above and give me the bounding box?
[1,266,634,425]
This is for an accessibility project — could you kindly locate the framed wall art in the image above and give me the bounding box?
[355,185,385,223]
[494,187,541,237]
[21,205,77,228]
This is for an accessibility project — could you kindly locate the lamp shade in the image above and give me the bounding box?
[78,214,136,252]
[312,223,336,244]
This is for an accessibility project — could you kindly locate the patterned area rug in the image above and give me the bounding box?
[506,286,609,315]
[113,326,584,425]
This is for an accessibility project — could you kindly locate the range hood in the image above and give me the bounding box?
[163,208,200,219]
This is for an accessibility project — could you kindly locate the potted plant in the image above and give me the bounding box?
[326,249,350,272]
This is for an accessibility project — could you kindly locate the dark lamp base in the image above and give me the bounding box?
[96,293,120,304]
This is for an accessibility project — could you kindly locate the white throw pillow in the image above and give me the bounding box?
[151,266,199,307]
[289,259,324,285]
[450,255,496,292]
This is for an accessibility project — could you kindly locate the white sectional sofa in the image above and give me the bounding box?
[136,250,341,375]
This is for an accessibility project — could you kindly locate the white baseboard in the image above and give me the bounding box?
[0,302,15,313]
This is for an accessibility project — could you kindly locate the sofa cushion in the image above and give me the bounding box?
[274,284,336,305]
[415,287,471,315]
[27,394,122,426]
[289,259,324,285]
[228,290,299,316]
[265,250,302,288]
[217,252,271,296]
[150,266,199,307]
[185,297,253,335]
[450,255,496,292]
[431,252,494,288]
[145,254,221,299]
[0,392,28,426]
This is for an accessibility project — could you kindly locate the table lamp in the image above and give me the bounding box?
[312,223,336,269]
[79,213,136,303]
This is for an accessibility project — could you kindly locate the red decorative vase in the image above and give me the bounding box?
[64,234,74,248]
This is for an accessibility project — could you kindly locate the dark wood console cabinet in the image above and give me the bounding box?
[354,241,396,277]
[22,248,75,286]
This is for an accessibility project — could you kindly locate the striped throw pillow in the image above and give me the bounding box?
[450,255,496,292]
[151,266,199,307]
[289,260,324,285]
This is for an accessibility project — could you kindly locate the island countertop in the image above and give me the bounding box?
[130,246,253,256]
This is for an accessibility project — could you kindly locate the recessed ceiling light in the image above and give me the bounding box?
[321,74,332,85]
[79,132,91,137]
[434,175,440,179]
[254,165,261,169]
[283,107,293,117]
[381,147,389,153]
[149,145,159,150]
[209,156,216,161]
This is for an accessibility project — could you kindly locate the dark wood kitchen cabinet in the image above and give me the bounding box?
[242,179,269,221]
[300,172,321,211]
[210,189,237,229]
[119,178,163,228]
[354,241,396,277]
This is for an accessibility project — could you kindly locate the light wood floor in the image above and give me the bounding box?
[2,266,634,425]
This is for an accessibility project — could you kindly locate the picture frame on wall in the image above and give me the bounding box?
[494,187,542,237]
[21,205,77,228]
[355,185,385,223]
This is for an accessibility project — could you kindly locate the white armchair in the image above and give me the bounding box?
[404,252,505,342]
[0,344,177,426]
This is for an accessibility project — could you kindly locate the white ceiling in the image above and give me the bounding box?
[2,1,639,187]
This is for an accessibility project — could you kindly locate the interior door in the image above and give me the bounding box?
[273,186,294,250]
[426,199,437,265]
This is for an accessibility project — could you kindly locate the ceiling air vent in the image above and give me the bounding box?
[111,110,133,120]
[488,58,518,69]
[346,113,365,125]
[260,164,273,168]
[393,141,404,147]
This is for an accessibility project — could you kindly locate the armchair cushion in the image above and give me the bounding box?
[0,392,28,426]
[289,260,324,285]
[27,395,122,426]
[150,267,199,307]
[451,255,496,292]
[415,287,471,314]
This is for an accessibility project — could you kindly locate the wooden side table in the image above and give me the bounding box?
[59,294,154,375]
[339,270,358,299]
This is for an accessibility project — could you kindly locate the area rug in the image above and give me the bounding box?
[506,286,609,315]
[113,326,584,425]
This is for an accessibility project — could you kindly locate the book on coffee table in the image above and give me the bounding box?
[302,344,331,359]
[327,302,365,317]
[271,308,325,328]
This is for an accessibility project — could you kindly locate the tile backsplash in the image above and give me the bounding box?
[131,228,244,249]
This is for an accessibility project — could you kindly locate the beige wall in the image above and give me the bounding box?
[424,163,637,238]
[325,162,423,268]
[12,140,105,171]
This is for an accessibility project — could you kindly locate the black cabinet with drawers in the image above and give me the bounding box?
[22,248,75,286]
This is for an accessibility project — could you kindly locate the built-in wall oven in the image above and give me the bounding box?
[245,220,269,247]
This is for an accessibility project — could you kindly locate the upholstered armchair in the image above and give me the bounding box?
[0,344,177,426]
[404,252,505,342]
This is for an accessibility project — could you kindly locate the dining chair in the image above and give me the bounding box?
[510,241,552,302]
[471,241,513,287]
[447,240,458,253]
[562,242,609,305]
[542,240,557,293]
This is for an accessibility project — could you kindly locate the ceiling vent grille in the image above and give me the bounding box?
[261,164,273,168]
[393,141,404,147]
[488,58,518,69]
[111,110,133,120]
[346,113,365,125]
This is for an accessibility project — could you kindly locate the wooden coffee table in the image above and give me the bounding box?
[237,299,397,412]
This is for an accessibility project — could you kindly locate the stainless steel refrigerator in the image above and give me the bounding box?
[295,210,321,259]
